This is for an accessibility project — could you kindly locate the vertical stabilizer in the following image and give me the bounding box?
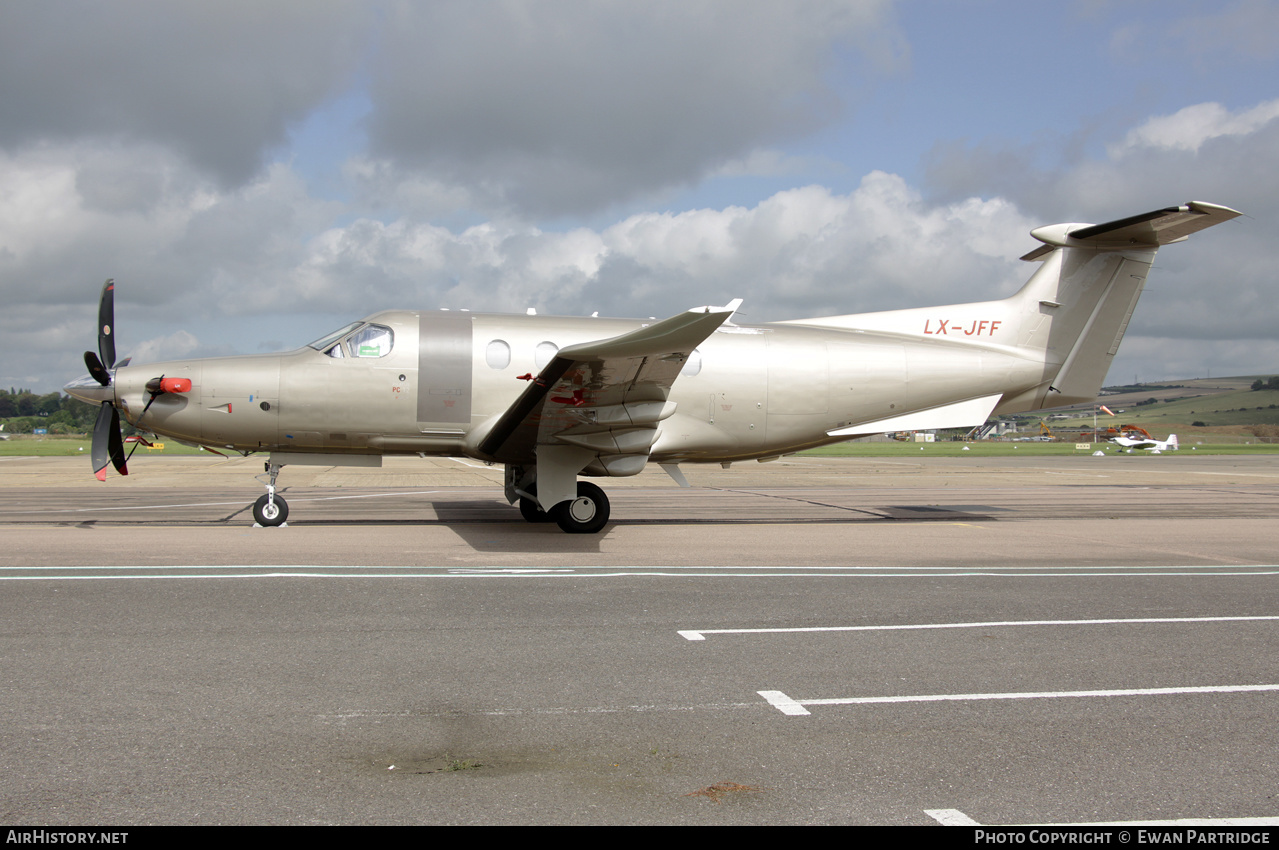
[1019,201,1240,408]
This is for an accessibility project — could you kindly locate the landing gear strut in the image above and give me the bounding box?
[517,484,556,523]
[253,461,288,526]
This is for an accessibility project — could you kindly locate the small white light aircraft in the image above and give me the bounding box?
[1112,432,1179,452]
[65,201,1239,532]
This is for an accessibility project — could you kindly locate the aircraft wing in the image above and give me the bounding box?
[477,302,740,473]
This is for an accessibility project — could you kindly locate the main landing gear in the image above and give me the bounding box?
[518,482,610,533]
[253,461,288,527]
[510,461,612,534]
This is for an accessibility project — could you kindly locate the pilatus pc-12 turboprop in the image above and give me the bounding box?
[65,201,1239,533]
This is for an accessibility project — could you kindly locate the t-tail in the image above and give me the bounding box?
[785,201,1241,415]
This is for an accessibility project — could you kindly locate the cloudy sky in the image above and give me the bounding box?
[3,0,1277,394]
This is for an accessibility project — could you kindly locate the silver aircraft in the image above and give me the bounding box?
[65,201,1239,532]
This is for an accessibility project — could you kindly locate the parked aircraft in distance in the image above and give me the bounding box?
[1112,432,1179,452]
[64,201,1239,532]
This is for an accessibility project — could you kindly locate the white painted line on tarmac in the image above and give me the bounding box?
[679,615,1279,641]
[925,808,980,825]
[926,807,1279,826]
[757,690,811,715]
[295,490,449,502]
[760,683,1279,716]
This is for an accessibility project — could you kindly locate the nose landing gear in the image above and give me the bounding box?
[253,461,288,527]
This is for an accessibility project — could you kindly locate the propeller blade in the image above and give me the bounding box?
[91,402,113,481]
[108,406,127,476]
[84,350,110,387]
[98,278,116,371]
[91,402,128,481]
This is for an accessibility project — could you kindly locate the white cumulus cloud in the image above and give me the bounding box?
[1111,98,1279,155]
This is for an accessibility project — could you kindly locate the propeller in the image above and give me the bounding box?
[69,280,193,480]
[83,279,128,481]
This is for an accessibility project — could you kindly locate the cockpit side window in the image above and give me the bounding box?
[346,324,394,358]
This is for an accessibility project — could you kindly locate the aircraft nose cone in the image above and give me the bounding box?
[64,373,115,405]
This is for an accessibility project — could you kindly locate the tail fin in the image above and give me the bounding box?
[1167,434,1178,450]
[1014,202,1240,408]
[784,201,1240,412]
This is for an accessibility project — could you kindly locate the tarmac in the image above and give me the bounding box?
[1,453,1277,825]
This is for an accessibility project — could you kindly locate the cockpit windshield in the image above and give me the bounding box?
[307,322,362,352]
[306,322,395,359]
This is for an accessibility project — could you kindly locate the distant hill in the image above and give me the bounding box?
[1035,374,1279,440]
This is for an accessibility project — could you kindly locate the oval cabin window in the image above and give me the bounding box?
[534,341,559,369]
[485,339,511,370]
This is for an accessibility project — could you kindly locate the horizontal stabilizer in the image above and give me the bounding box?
[1025,202,1241,258]
[1068,201,1240,245]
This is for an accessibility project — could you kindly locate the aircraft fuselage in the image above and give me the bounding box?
[113,309,1048,468]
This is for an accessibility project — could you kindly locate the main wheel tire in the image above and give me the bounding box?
[551,482,610,534]
[519,496,556,523]
[518,484,556,523]
[253,493,289,526]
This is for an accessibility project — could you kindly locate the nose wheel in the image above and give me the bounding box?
[253,492,289,526]
[252,461,288,527]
